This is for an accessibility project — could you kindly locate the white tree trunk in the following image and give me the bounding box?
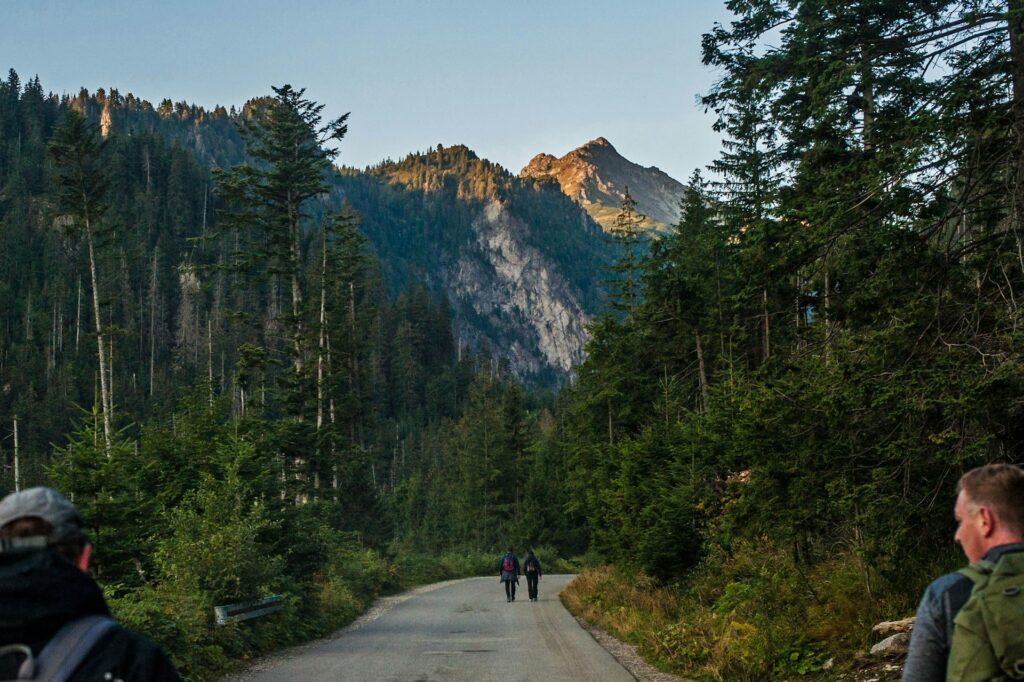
[13,415,20,492]
[86,226,112,453]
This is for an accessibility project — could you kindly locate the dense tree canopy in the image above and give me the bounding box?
[555,1,1024,676]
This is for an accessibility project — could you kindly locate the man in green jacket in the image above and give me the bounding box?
[902,464,1024,681]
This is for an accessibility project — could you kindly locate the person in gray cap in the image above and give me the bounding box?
[0,486,179,681]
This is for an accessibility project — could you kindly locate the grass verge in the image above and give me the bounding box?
[561,540,930,681]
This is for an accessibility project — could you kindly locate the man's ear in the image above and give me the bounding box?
[978,506,996,537]
[76,543,92,573]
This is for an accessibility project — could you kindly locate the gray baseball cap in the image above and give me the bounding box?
[0,486,87,548]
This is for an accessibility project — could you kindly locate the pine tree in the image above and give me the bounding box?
[606,187,647,315]
[215,85,349,378]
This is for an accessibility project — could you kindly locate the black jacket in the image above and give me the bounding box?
[524,555,542,577]
[0,548,179,681]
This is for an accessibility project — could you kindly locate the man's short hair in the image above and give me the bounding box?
[957,463,1024,536]
[0,487,87,562]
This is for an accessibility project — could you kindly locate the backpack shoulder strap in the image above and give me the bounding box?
[0,643,36,680]
[959,559,997,586]
[993,550,1024,576]
[35,615,117,682]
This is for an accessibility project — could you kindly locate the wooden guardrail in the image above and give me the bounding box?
[214,595,284,625]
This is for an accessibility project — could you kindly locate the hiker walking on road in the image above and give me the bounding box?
[0,487,180,681]
[498,547,520,602]
[902,463,1024,682]
[524,550,542,602]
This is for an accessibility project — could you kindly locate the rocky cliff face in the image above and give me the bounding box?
[334,144,608,384]
[450,198,589,376]
[520,137,686,232]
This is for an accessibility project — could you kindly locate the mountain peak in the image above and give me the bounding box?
[519,139,685,231]
[583,136,614,150]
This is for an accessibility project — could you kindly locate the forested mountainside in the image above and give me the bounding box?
[76,84,611,383]
[520,136,687,231]
[0,72,583,547]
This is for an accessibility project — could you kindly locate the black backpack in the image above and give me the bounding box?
[0,615,116,681]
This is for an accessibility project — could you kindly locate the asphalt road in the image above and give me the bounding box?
[232,574,634,682]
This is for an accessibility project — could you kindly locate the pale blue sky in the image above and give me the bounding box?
[3,1,732,182]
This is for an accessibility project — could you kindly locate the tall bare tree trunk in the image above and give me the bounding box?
[149,250,157,397]
[762,287,771,360]
[86,226,112,453]
[49,301,56,372]
[1009,1,1024,236]
[13,415,20,492]
[695,328,709,412]
[75,278,81,354]
[317,234,328,431]
[326,331,336,428]
[207,318,214,407]
[108,323,114,426]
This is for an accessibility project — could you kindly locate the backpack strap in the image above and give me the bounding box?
[34,615,117,682]
[959,559,997,586]
[0,643,35,679]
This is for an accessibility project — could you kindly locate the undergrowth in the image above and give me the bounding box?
[561,539,924,681]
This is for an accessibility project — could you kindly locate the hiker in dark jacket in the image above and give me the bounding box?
[0,487,180,681]
[523,550,542,601]
[902,464,1024,682]
[498,547,520,602]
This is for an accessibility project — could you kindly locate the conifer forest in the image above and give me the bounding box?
[2,2,1024,679]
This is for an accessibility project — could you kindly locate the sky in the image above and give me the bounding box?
[3,1,733,183]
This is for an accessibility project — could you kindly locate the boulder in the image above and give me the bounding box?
[870,632,910,658]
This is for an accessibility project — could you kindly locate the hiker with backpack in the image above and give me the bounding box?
[902,463,1024,682]
[523,550,542,602]
[0,487,180,681]
[498,547,520,602]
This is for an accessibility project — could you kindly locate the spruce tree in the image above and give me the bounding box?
[215,85,349,379]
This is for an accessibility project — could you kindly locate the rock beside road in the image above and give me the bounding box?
[870,633,910,658]
[871,617,914,638]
